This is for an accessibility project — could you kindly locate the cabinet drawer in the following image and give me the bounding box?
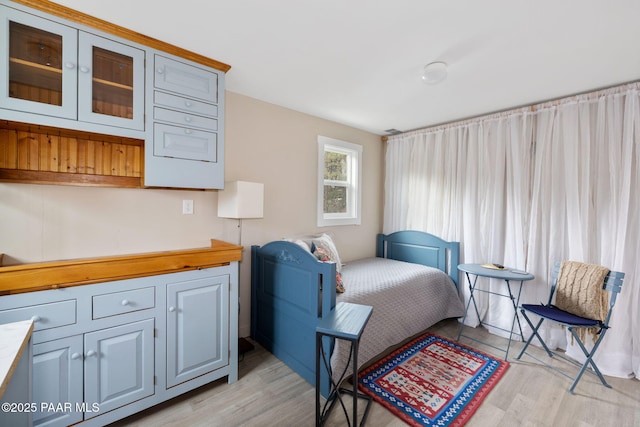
[92,287,155,319]
[154,91,218,118]
[154,107,218,131]
[153,123,217,162]
[154,55,218,103]
[0,300,76,331]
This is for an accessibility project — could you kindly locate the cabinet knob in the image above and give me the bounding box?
[168,306,176,312]
[71,352,82,360]
[184,116,192,122]
[184,101,193,108]
[121,299,129,306]
[30,315,41,323]
[184,129,193,135]
[156,67,164,74]
[86,350,97,358]
[64,62,75,70]
[79,66,90,73]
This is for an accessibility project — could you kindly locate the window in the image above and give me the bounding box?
[317,136,362,226]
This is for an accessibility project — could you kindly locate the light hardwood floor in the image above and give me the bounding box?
[110,319,640,427]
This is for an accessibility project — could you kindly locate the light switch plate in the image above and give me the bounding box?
[182,199,194,214]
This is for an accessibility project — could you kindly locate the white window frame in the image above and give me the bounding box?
[317,136,362,227]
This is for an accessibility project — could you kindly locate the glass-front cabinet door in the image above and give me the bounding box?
[0,6,78,119]
[78,33,145,130]
[0,6,144,131]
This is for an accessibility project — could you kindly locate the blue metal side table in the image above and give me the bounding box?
[316,302,373,427]
[456,263,534,360]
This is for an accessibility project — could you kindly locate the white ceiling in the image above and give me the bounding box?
[54,0,640,135]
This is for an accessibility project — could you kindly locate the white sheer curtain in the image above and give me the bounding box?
[527,88,640,378]
[384,83,640,379]
[384,112,534,334]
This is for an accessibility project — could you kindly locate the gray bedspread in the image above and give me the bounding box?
[332,257,465,381]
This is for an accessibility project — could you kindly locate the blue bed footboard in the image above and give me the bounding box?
[251,240,336,396]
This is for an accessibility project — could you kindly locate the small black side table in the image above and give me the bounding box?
[316,302,373,427]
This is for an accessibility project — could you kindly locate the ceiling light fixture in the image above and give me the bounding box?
[422,61,448,85]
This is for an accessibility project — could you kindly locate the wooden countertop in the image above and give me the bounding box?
[0,320,33,399]
[0,240,242,295]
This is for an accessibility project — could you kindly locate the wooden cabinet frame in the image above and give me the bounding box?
[0,0,230,189]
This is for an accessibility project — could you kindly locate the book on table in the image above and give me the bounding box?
[481,263,506,270]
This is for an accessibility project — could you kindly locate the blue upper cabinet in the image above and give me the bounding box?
[0,5,145,132]
[145,54,225,189]
[0,0,229,189]
[77,32,145,131]
[0,5,78,120]
[154,55,219,103]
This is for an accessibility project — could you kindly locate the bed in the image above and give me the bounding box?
[250,230,465,397]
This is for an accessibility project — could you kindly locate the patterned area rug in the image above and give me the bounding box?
[358,333,509,426]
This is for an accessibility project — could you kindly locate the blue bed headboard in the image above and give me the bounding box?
[376,230,460,288]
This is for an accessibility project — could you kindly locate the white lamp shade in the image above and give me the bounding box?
[217,181,264,219]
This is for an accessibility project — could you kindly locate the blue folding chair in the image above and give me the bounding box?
[516,261,624,394]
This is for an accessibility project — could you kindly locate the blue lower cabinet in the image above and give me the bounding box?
[32,336,84,427]
[0,263,238,426]
[166,275,229,388]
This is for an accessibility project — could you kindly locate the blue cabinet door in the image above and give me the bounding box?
[32,336,84,427]
[0,5,78,120]
[77,32,145,130]
[83,319,154,419]
[166,275,230,388]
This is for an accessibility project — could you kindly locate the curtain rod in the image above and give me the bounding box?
[382,79,640,142]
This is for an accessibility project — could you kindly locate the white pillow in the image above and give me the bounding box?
[312,233,342,273]
[282,237,312,253]
[293,239,311,252]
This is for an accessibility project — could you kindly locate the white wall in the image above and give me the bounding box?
[0,90,384,337]
[0,184,222,264]
[222,91,384,336]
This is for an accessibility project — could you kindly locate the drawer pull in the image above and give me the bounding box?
[86,350,97,358]
[184,101,193,108]
[71,352,82,360]
[121,299,130,306]
[184,116,192,122]
[30,315,41,323]
[156,67,164,74]
[184,129,193,135]
[79,66,90,73]
[168,306,176,312]
[64,62,75,69]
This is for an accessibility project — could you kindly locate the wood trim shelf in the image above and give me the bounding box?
[0,120,144,187]
[92,77,133,92]
[9,57,62,74]
[0,169,143,187]
[9,57,63,92]
[0,239,242,295]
